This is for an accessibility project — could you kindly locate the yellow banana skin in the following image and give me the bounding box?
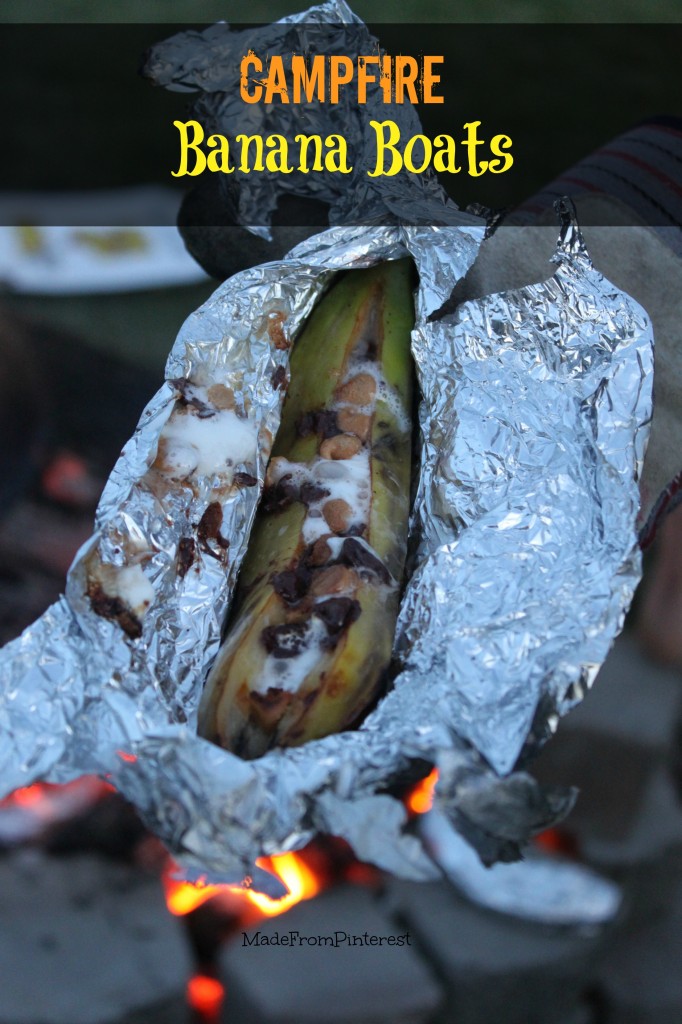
[198,260,414,758]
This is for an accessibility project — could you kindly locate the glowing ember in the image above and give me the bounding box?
[406,767,439,815]
[187,974,224,1023]
[9,785,45,808]
[249,852,321,916]
[0,777,115,844]
[164,850,322,920]
[117,750,137,764]
[535,827,579,858]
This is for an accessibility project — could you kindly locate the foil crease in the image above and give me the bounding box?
[399,205,654,776]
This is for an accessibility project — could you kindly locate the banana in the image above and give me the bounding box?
[198,260,415,758]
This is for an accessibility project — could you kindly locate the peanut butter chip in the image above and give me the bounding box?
[309,536,333,566]
[337,373,376,406]
[337,409,371,441]
[267,311,289,350]
[265,456,288,488]
[320,433,363,460]
[323,498,352,533]
[310,564,358,596]
[207,384,236,410]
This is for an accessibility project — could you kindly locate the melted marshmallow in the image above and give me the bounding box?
[158,384,258,481]
[252,617,328,695]
[268,451,371,544]
[105,564,155,618]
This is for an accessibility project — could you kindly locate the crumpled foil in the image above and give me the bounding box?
[0,0,654,904]
[0,206,653,894]
[419,807,622,927]
[142,0,453,235]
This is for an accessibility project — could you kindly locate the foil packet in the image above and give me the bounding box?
[0,0,654,896]
[0,206,653,891]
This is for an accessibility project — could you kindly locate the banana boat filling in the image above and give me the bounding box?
[86,377,260,637]
[254,414,398,697]
[199,261,415,758]
[156,380,258,483]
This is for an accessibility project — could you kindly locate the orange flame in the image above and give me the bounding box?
[248,852,321,916]
[406,767,439,815]
[187,974,224,1023]
[163,870,227,916]
[163,850,322,920]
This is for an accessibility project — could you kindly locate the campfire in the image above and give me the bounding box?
[0,773,401,1023]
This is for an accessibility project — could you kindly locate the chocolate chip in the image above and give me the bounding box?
[261,474,299,513]
[340,538,391,583]
[169,377,214,418]
[87,583,142,640]
[233,471,258,488]
[261,622,309,658]
[177,537,196,578]
[300,481,330,505]
[197,501,229,558]
[271,365,288,390]
[314,597,361,645]
[364,337,378,360]
[342,523,367,538]
[271,565,312,605]
[296,409,339,439]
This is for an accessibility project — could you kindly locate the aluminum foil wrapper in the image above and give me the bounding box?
[143,0,453,235]
[419,807,622,927]
[0,204,653,898]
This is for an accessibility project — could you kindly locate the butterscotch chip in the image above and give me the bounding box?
[207,384,236,410]
[309,564,358,596]
[337,373,376,406]
[323,498,352,533]
[320,433,363,460]
[267,311,290,350]
[308,536,333,566]
[151,436,169,472]
[337,409,371,441]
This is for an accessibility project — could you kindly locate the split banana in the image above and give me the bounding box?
[198,260,415,758]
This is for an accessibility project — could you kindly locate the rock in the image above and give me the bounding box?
[597,881,682,1023]
[384,879,607,1024]
[219,884,442,1024]
[0,849,192,1024]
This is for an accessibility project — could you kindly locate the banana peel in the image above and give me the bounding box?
[198,260,415,758]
